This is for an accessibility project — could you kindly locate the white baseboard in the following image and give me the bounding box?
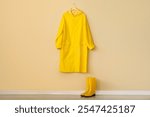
[0,90,150,95]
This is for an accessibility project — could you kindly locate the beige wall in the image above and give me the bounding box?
[0,0,150,91]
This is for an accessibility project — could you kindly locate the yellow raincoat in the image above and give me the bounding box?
[55,10,95,72]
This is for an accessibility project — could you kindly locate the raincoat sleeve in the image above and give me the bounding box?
[85,16,95,50]
[55,15,64,49]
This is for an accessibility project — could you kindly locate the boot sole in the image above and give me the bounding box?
[81,94,96,97]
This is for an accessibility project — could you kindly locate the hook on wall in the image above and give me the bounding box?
[72,2,77,8]
[70,2,80,15]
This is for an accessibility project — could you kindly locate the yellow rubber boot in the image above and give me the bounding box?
[84,77,96,97]
[80,77,90,97]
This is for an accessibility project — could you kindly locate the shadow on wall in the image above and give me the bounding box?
[96,78,101,91]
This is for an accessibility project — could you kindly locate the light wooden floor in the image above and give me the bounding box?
[0,95,150,100]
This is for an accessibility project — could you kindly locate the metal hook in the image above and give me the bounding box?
[73,2,76,8]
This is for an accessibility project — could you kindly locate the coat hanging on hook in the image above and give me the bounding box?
[55,8,95,72]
